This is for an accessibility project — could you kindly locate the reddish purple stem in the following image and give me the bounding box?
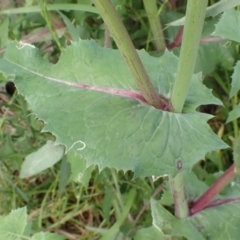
[190,164,237,215]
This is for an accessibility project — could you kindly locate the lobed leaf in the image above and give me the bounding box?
[0,41,227,177]
[0,207,27,239]
[213,9,240,123]
[0,207,64,240]
[213,9,240,44]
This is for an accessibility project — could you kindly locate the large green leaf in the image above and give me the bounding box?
[0,41,227,177]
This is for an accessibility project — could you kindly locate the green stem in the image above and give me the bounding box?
[93,0,167,109]
[143,0,166,52]
[169,172,189,218]
[171,0,208,112]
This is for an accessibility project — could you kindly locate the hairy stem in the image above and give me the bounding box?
[169,172,189,218]
[171,0,208,112]
[93,0,167,109]
[190,164,237,215]
[143,0,166,52]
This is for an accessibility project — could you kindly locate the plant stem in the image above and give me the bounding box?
[143,0,166,52]
[93,0,167,109]
[190,164,237,215]
[171,0,208,112]
[169,172,189,218]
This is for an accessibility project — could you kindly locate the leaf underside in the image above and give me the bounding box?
[0,40,227,177]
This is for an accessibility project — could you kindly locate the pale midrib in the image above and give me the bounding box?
[8,59,147,103]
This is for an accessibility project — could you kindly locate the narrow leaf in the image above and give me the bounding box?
[100,188,136,240]
[227,103,240,123]
[0,4,98,15]
[20,140,64,178]
[233,134,240,174]
[0,18,9,48]
[230,61,240,98]
[58,156,71,195]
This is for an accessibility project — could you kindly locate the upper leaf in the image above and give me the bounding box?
[213,9,240,120]
[168,0,240,26]
[0,41,227,177]
[213,9,240,43]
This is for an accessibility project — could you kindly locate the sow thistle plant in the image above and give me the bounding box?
[1,0,240,239]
